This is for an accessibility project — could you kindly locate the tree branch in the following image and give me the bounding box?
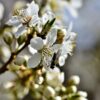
[0,32,34,74]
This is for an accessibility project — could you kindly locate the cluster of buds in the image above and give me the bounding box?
[3,70,88,100]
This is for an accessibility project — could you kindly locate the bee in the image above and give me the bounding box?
[21,16,32,25]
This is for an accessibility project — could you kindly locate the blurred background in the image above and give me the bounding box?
[0,0,100,100]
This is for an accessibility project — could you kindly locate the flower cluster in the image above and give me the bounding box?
[6,1,76,71]
[3,68,88,100]
[0,0,88,100]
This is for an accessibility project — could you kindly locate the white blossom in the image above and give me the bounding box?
[28,28,61,69]
[58,23,77,66]
[41,11,55,25]
[47,0,82,18]
[46,67,64,87]
[64,0,82,18]
[6,1,40,37]
[0,2,4,21]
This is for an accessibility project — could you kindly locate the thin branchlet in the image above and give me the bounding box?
[0,29,35,74]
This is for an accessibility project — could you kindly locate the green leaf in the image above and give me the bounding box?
[17,33,27,45]
[39,18,56,39]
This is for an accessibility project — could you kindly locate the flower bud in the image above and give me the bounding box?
[67,75,80,86]
[58,56,66,66]
[66,85,77,93]
[17,33,27,45]
[3,32,13,45]
[11,39,19,52]
[44,86,55,98]
[70,32,77,41]
[14,56,27,66]
[74,97,88,100]
[61,86,66,92]
[77,91,88,98]
[36,76,44,85]
[34,84,39,89]
[54,96,62,100]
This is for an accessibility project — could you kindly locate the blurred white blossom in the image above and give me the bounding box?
[0,2,4,21]
[65,0,82,18]
[46,67,64,87]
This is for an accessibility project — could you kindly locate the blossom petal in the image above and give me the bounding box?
[51,44,61,53]
[29,15,40,27]
[58,56,66,66]
[62,41,73,55]
[14,25,26,37]
[41,11,54,25]
[27,53,41,68]
[30,37,44,50]
[6,16,21,26]
[49,67,60,73]
[58,72,64,83]
[68,6,78,18]
[70,32,77,41]
[46,28,57,46]
[71,0,82,9]
[26,1,39,16]
[28,45,37,55]
[43,56,52,69]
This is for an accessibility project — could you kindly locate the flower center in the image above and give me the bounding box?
[39,45,53,58]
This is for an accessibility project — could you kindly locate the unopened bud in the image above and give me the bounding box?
[74,97,88,100]
[67,85,77,93]
[36,76,44,85]
[44,86,55,98]
[67,75,80,86]
[54,96,62,100]
[3,32,13,45]
[77,91,88,98]
[17,33,27,45]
